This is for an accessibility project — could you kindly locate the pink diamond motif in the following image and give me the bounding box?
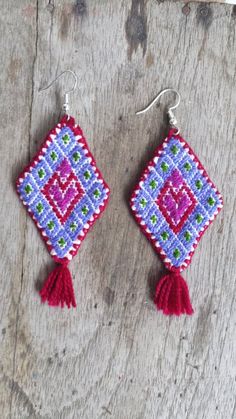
[42,158,84,224]
[156,169,197,233]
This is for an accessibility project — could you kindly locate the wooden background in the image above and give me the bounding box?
[0,1,235,418]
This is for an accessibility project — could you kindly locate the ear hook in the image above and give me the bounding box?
[39,70,78,114]
[136,88,181,134]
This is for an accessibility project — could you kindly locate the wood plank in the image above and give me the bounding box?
[181,0,236,4]
[0,1,235,418]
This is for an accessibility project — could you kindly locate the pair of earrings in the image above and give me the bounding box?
[16,71,223,316]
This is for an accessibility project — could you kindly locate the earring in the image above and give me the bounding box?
[16,70,110,308]
[130,89,223,316]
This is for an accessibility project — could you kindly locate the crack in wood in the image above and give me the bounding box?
[125,0,148,60]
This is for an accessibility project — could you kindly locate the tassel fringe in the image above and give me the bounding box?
[154,271,193,316]
[40,262,76,308]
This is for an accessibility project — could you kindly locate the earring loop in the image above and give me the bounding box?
[136,88,181,135]
[39,70,78,114]
[17,70,110,309]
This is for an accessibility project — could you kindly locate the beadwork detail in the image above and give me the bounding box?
[16,115,110,263]
[130,130,223,272]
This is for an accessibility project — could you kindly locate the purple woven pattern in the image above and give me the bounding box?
[130,133,223,271]
[16,116,110,261]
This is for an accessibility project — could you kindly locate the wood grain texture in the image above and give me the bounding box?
[0,1,235,418]
[181,1,236,4]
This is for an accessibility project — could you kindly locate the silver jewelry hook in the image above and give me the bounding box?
[136,88,181,134]
[39,70,78,114]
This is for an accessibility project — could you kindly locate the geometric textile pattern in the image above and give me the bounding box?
[130,130,223,272]
[16,115,110,262]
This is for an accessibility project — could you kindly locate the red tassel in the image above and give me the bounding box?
[154,271,193,316]
[40,262,76,308]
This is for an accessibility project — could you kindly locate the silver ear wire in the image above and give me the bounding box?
[136,88,181,134]
[39,70,78,114]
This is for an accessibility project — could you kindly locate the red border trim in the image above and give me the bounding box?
[130,129,223,273]
[16,115,110,263]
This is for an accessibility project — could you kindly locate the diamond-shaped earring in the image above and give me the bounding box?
[130,89,223,316]
[16,70,110,308]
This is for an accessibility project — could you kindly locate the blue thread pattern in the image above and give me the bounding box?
[131,136,223,269]
[17,123,109,259]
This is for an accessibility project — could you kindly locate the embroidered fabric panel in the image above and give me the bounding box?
[16,115,110,262]
[130,131,223,271]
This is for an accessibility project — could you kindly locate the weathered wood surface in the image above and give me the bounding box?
[0,1,235,418]
[183,1,236,4]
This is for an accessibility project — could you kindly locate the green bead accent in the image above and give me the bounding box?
[93,189,100,199]
[73,151,81,162]
[196,214,203,224]
[50,151,57,161]
[62,134,70,145]
[140,198,147,208]
[171,145,179,155]
[82,206,89,215]
[70,222,77,232]
[36,202,43,214]
[184,162,191,171]
[161,162,169,172]
[195,180,203,190]
[150,214,157,225]
[173,248,180,259]
[207,196,215,206]
[161,231,169,241]
[58,238,66,248]
[38,168,45,179]
[84,170,91,180]
[47,221,55,231]
[149,180,157,190]
[184,231,192,242]
[24,184,32,195]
